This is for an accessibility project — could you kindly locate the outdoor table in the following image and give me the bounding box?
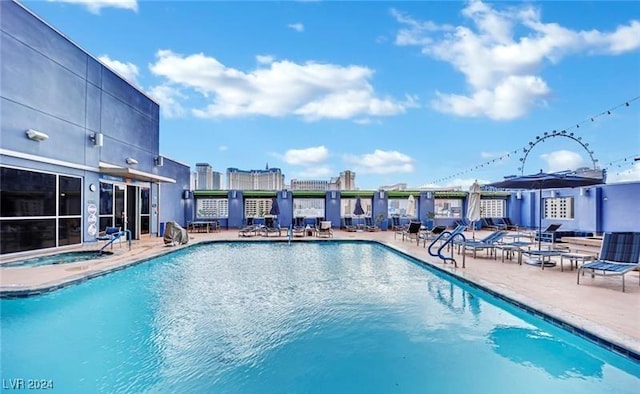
[188,221,210,233]
[559,252,597,272]
[521,249,566,270]
[495,244,523,265]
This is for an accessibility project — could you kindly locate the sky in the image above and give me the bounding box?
[21,0,640,189]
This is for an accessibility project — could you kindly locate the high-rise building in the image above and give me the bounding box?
[227,166,284,190]
[212,171,223,189]
[339,170,356,190]
[290,179,329,191]
[190,171,198,190]
[196,163,213,190]
[380,183,407,191]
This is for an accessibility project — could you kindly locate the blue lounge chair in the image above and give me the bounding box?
[238,217,258,237]
[342,217,357,232]
[459,231,508,266]
[577,232,640,292]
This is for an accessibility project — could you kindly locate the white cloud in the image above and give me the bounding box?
[48,0,138,13]
[219,145,228,152]
[256,55,275,65]
[540,150,584,173]
[344,149,415,175]
[147,84,186,118]
[98,55,139,85]
[283,146,329,165]
[149,50,414,121]
[607,163,640,183]
[393,1,640,120]
[288,23,305,32]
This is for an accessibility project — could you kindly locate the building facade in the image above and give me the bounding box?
[290,179,328,191]
[196,163,213,190]
[0,1,190,255]
[212,171,222,190]
[226,167,284,190]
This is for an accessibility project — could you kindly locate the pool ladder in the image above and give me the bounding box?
[427,231,466,268]
[287,225,293,245]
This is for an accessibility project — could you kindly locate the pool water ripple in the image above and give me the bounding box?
[1,242,638,393]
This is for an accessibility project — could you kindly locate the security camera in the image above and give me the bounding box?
[126,157,138,165]
[26,129,49,141]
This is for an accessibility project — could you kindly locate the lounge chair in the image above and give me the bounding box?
[501,217,520,231]
[420,225,447,247]
[454,219,470,229]
[238,217,258,237]
[459,230,508,266]
[391,215,406,232]
[316,220,333,238]
[535,223,562,244]
[262,217,281,237]
[577,232,640,292]
[364,216,380,231]
[342,217,357,232]
[292,217,306,237]
[483,218,507,230]
[401,221,422,246]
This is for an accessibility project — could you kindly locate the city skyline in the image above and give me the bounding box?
[23,0,640,189]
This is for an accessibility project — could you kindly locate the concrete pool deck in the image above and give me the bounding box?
[1,229,638,358]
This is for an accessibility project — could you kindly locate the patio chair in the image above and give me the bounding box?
[484,218,507,230]
[577,232,640,292]
[459,230,508,266]
[96,226,125,251]
[342,217,357,232]
[316,220,333,238]
[262,217,282,237]
[391,215,405,232]
[401,221,423,246]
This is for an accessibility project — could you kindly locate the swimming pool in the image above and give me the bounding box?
[1,241,638,393]
[1,251,110,268]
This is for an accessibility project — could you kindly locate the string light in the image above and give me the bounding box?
[429,96,639,184]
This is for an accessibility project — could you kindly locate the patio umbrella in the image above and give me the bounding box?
[406,194,416,219]
[487,170,604,252]
[353,196,365,228]
[466,181,482,240]
[269,197,280,216]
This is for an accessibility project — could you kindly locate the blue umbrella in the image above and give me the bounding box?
[269,197,280,216]
[487,170,604,252]
[354,196,365,227]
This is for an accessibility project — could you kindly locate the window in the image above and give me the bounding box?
[244,198,272,218]
[0,166,82,254]
[480,199,506,218]
[545,197,574,219]
[197,198,229,218]
[340,198,372,217]
[140,187,150,234]
[434,199,462,218]
[293,198,325,218]
[388,198,411,218]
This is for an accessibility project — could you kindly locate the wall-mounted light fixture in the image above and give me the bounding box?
[26,129,49,141]
[154,156,164,166]
[231,190,237,199]
[282,190,288,199]
[379,190,385,199]
[126,157,138,165]
[183,190,191,199]
[550,190,556,198]
[426,192,433,199]
[331,191,337,199]
[516,191,522,200]
[89,132,103,147]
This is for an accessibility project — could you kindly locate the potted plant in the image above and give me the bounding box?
[425,211,436,230]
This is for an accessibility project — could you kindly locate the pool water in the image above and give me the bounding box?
[1,251,110,268]
[1,242,638,393]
